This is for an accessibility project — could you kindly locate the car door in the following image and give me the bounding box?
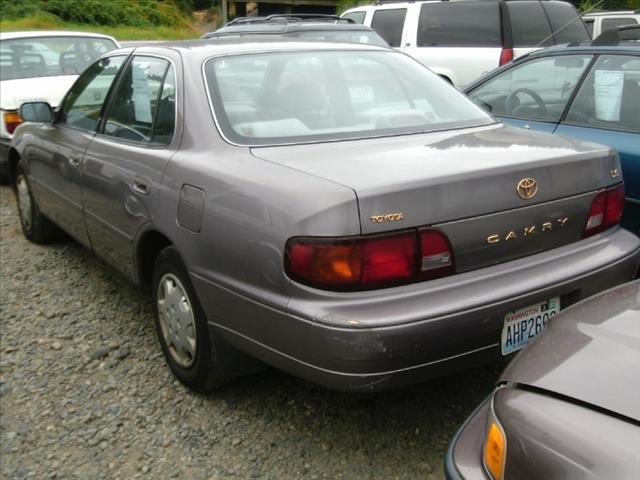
[82,54,180,279]
[28,54,128,245]
[466,54,594,134]
[558,54,640,230]
[404,1,503,87]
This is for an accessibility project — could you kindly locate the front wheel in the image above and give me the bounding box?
[14,163,59,244]
[151,246,228,391]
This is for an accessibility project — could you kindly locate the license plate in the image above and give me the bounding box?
[501,297,560,355]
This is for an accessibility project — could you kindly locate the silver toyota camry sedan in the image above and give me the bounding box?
[8,39,640,392]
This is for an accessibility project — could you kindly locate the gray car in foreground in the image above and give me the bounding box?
[446,280,640,480]
[7,39,640,392]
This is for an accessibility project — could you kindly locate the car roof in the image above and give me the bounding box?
[0,30,117,42]
[203,14,375,38]
[114,37,390,60]
[207,22,376,37]
[582,10,639,17]
[529,44,640,55]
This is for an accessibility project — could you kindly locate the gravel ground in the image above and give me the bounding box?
[0,185,505,480]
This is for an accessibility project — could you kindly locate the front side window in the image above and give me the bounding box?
[371,9,406,47]
[564,55,640,133]
[417,3,501,47]
[58,55,127,132]
[468,55,593,123]
[0,36,117,81]
[205,50,494,146]
[103,56,175,144]
[342,11,366,24]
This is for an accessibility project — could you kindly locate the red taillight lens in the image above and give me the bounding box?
[582,184,624,238]
[362,233,417,284]
[4,111,23,134]
[419,228,455,279]
[499,48,513,66]
[286,229,454,290]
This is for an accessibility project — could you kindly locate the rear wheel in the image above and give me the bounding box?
[14,163,58,244]
[152,246,228,391]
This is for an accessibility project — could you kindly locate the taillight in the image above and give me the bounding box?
[285,229,454,290]
[499,48,513,66]
[582,184,624,238]
[420,228,455,279]
[3,111,23,134]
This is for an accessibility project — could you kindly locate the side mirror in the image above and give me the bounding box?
[19,102,53,123]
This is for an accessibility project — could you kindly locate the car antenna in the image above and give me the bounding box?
[533,0,604,48]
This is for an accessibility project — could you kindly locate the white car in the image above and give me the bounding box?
[342,0,590,88]
[583,10,640,39]
[0,31,119,182]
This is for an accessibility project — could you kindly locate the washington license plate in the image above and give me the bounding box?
[501,297,560,355]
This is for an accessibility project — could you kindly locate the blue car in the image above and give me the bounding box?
[465,34,640,232]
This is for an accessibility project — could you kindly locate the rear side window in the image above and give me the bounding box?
[602,17,638,31]
[542,2,590,44]
[565,55,640,133]
[417,2,501,47]
[371,9,406,47]
[343,11,366,24]
[507,2,553,47]
[103,56,176,144]
[584,18,594,38]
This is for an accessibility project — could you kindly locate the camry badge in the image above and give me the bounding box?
[516,178,538,200]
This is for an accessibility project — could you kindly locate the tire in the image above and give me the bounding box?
[151,246,228,391]
[14,162,58,244]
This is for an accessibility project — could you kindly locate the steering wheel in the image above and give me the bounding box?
[505,88,547,116]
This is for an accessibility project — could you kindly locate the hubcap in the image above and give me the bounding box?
[157,273,197,368]
[16,175,33,231]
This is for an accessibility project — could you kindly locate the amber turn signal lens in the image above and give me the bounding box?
[483,421,506,480]
[4,111,23,134]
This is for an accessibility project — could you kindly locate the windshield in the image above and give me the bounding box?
[0,36,117,81]
[204,50,494,145]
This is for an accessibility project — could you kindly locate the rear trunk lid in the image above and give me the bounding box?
[251,124,621,271]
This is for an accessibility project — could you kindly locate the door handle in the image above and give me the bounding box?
[68,155,81,167]
[132,178,150,196]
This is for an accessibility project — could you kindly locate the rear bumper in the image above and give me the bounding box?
[194,228,640,392]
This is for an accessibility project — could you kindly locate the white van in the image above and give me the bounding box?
[342,0,590,87]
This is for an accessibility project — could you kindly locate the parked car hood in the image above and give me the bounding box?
[501,280,640,422]
[0,75,77,110]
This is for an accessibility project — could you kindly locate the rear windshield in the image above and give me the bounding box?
[417,2,501,47]
[542,2,590,44]
[286,30,388,47]
[204,50,494,146]
[0,36,117,81]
